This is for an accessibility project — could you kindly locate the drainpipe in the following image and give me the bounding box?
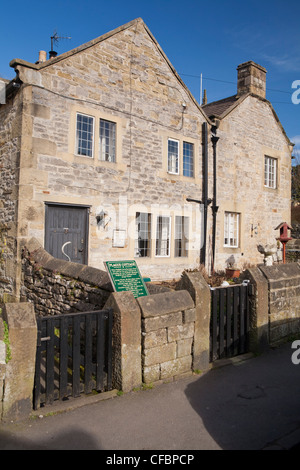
[202,122,209,266]
[186,122,212,267]
[211,125,219,273]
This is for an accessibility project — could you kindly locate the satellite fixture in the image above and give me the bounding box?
[49,30,71,58]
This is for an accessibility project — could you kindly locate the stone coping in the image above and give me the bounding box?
[137,290,194,318]
[24,237,113,292]
[259,262,300,281]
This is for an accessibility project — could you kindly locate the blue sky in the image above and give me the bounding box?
[1,0,300,158]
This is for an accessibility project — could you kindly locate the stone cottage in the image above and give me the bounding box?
[202,61,293,271]
[0,18,293,301]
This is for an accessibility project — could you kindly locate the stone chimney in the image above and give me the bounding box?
[237,61,267,99]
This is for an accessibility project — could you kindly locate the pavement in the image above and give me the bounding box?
[0,340,300,451]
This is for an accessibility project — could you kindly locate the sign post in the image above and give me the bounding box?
[104,260,149,298]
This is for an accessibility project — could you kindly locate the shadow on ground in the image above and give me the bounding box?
[185,343,300,450]
[0,428,100,450]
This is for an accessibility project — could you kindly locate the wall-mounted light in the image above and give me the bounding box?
[96,210,110,228]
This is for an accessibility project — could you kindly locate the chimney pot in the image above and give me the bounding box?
[38,50,47,63]
[49,50,58,59]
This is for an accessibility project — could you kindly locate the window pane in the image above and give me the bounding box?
[224,212,239,247]
[76,114,94,157]
[135,212,151,257]
[168,139,179,174]
[183,142,194,177]
[156,216,170,256]
[99,119,116,162]
[264,156,276,188]
[175,216,189,257]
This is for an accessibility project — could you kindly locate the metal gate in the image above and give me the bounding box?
[210,281,252,362]
[33,308,113,409]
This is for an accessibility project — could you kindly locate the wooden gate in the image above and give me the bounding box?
[33,308,113,409]
[210,282,252,362]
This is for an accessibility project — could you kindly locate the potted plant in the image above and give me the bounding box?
[225,259,240,279]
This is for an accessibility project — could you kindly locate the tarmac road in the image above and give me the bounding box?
[0,340,300,451]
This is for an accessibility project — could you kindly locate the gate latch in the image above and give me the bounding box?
[41,336,51,341]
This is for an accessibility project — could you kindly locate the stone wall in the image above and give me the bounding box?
[21,238,113,315]
[0,303,37,422]
[137,290,195,384]
[245,263,300,347]
[286,239,300,262]
[0,90,22,301]
[104,270,210,390]
[259,263,300,344]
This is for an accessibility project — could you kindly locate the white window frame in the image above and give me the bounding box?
[224,212,240,248]
[99,118,116,162]
[75,112,95,158]
[168,139,179,175]
[155,215,171,257]
[264,156,277,189]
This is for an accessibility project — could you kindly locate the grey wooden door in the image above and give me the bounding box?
[45,204,89,264]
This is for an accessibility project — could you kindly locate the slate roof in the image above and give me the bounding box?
[201,95,240,119]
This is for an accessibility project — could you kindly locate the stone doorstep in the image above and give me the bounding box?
[211,352,254,369]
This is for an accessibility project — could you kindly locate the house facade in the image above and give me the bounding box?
[0,18,293,301]
[202,61,293,271]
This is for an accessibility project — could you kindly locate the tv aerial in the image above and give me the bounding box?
[49,30,72,57]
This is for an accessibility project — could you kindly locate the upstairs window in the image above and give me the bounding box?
[76,113,94,157]
[99,119,116,162]
[168,139,179,174]
[224,212,240,248]
[264,156,277,189]
[183,142,194,177]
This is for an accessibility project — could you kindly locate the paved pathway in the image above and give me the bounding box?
[0,341,300,451]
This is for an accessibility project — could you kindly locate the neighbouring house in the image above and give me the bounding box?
[0,18,293,302]
[202,61,293,271]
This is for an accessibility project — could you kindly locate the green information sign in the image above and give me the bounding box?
[104,260,149,298]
